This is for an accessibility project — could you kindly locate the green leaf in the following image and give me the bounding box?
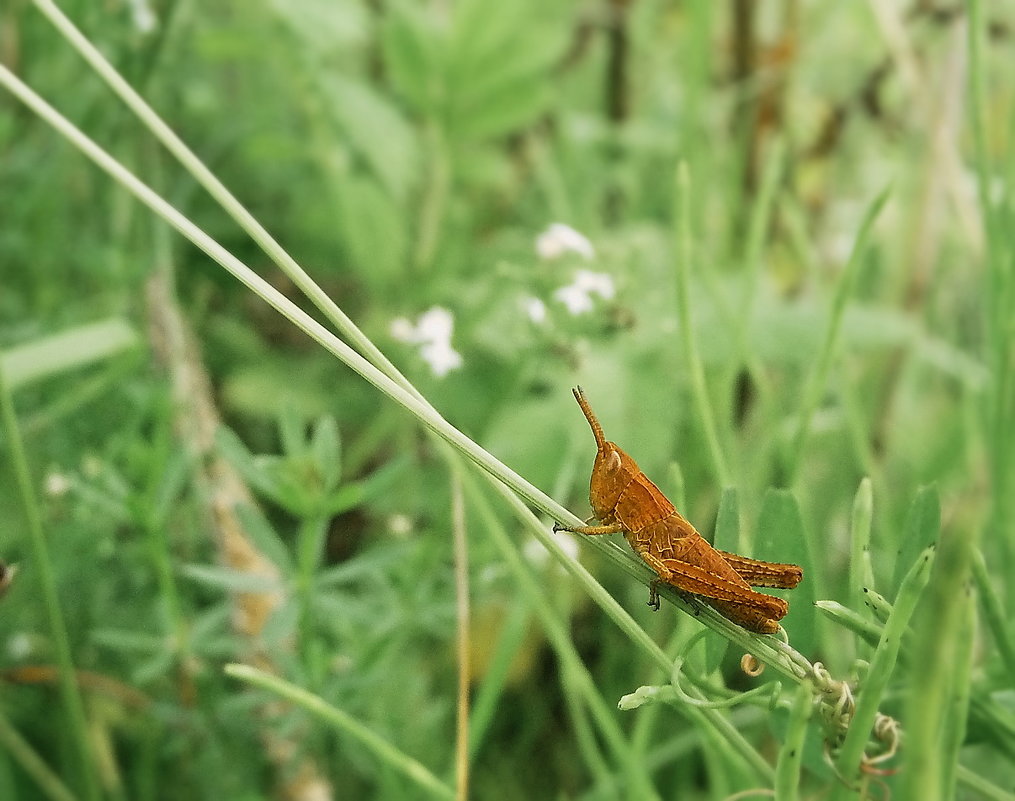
[268,0,368,54]
[180,563,281,594]
[382,2,446,115]
[336,174,408,291]
[310,415,342,494]
[235,503,294,577]
[890,484,940,594]
[712,487,740,551]
[706,487,739,668]
[321,75,419,201]
[278,409,308,459]
[756,489,816,654]
[216,427,288,507]
[0,318,138,389]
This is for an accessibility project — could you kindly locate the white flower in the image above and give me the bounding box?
[44,472,70,497]
[521,296,547,324]
[390,317,416,342]
[420,340,463,378]
[7,632,32,660]
[388,514,413,537]
[553,269,616,315]
[127,0,158,33]
[415,307,454,342]
[390,306,463,378]
[536,223,595,261]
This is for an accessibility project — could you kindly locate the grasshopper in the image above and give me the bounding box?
[554,387,802,633]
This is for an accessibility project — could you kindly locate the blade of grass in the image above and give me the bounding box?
[457,468,664,799]
[674,162,731,488]
[0,710,78,801]
[834,545,935,786]
[967,0,1015,606]
[847,478,875,613]
[814,601,883,649]
[29,0,414,403]
[937,587,975,801]
[449,470,470,801]
[901,514,975,801]
[225,664,455,801]
[465,602,531,760]
[0,365,99,801]
[774,680,813,801]
[971,548,1015,675]
[784,187,891,484]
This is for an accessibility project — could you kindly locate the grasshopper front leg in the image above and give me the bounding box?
[553,520,626,536]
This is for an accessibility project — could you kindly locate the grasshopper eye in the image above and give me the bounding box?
[606,450,622,472]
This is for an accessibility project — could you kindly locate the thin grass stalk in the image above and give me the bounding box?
[847,479,875,612]
[465,603,530,759]
[834,546,935,786]
[939,589,975,801]
[971,548,1015,675]
[814,602,883,650]
[967,0,1015,603]
[901,521,975,801]
[29,0,417,404]
[674,162,732,488]
[730,136,786,403]
[458,469,663,799]
[954,767,1015,801]
[785,187,890,484]
[0,710,78,801]
[449,469,470,801]
[225,665,456,800]
[774,680,813,801]
[561,670,615,792]
[0,364,99,801]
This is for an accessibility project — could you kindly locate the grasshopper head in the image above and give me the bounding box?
[589,442,639,521]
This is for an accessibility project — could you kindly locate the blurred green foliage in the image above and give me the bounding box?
[2,0,1014,799]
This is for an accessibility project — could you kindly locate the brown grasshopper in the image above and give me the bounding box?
[554,387,802,633]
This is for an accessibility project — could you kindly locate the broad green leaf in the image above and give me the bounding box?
[321,75,419,201]
[336,174,408,291]
[382,2,446,115]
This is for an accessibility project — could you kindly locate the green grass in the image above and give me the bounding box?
[2,1,1014,799]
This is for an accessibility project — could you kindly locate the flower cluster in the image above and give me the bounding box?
[390,306,463,378]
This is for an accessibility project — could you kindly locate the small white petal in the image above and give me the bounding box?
[7,633,33,659]
[390,317,418,343]
[574,269,615,299]
[127,0,158,33]
[521,296,547,324]
[420,341,463,377]
[536,231,566,260]
[416,306,455,343]
[44,472,70,497]
[553,284,594,315]
[388,514,413,537]
[536,223,595,261]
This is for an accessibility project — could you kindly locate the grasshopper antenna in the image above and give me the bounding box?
[572,386,607,450]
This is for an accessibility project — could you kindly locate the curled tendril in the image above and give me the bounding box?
[740,653,765,677]
[666,631,783,710]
